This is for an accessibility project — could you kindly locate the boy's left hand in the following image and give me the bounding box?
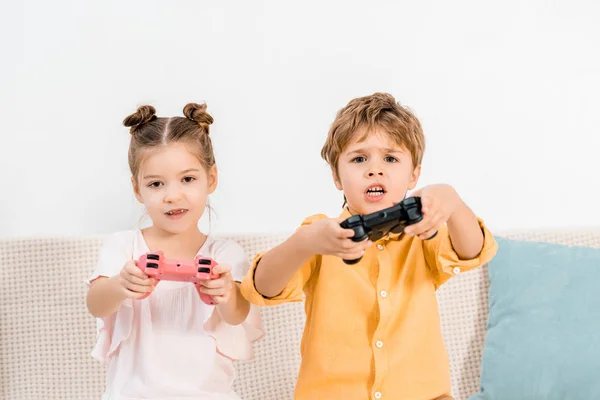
[404,184,462,240]
[197,264,235,304]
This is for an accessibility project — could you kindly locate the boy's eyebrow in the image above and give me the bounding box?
[142,168,201,180]
[347,147,405,155]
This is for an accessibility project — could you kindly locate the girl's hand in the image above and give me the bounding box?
[117,260,156,299]
[197,264,235,304]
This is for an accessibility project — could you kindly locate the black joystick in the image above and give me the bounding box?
[339,196,437,265]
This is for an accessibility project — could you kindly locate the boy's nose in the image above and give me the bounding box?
[368,171,384,177]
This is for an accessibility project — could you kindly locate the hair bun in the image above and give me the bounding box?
[183,103,214,133]
[123,105,157,132]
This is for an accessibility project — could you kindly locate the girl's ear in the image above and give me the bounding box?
[207,165,218,194]
[131,176,143,203]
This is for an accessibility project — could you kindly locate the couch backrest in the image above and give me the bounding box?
[1,230,599,400]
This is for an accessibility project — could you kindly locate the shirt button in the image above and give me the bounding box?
[380,290,387,298]
[453,266,461,275]
[376,340,383,348]
[377,244,384,250]
[374,392,382,399]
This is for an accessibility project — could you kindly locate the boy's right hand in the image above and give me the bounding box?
[115,260,156,299]
[302,218,372,260]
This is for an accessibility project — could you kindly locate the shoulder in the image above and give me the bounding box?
[204,236,250,281]
[204,236,248,264]
[99,230,137,252]
[92,230,138,279]
[299,213,329,227]
[101,229,137,244]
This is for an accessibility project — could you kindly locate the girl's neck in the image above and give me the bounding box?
[141,225,207,260]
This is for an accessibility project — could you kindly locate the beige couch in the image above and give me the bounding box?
[1,229,599,400]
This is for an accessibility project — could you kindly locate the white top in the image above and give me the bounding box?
[87,230,264,400]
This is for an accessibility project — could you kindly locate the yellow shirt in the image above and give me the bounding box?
[240,208,498,400]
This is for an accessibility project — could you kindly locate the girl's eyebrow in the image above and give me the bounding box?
[142,168,201,180]
[178,168,201,175]
[142,174,162,180]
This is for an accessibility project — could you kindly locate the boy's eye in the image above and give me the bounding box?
[183,176,196,183]
[351,156,366,163]
[384,156,398,163]
[148,181,162,188]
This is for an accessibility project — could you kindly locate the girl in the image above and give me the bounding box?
[86,103,264,400]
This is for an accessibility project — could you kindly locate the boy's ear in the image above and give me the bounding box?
[207,165,218,194]
[407,164,421,190]
[331,167,343,191]
[131,176,143,203]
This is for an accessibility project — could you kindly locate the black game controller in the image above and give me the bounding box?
[339,196,437,264]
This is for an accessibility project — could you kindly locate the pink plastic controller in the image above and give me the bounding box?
[136,251,219,305]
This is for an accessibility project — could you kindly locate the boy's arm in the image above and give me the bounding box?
[445,197,484,260]
[253,227,316,298]
[241,215,371,303]
[406,184,486,258]
[407,184,498,287]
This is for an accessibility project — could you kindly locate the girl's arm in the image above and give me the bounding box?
[86,276,128,318]
[87,260,155,318]
[215,282,250,325]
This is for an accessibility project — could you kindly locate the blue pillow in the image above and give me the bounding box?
[469,236,600,400]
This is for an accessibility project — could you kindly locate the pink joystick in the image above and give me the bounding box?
[136,251,219,305]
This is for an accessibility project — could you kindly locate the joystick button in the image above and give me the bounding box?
[147,262,159,269]
[198,259,212,265]
[147,254,160,260]
[198,267,211,273]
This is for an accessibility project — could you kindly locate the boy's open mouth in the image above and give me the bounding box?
[364,185,386,202]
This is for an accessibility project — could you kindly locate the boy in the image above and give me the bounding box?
[240,92,498,400]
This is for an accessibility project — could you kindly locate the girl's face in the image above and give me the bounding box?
[133,142,217,235]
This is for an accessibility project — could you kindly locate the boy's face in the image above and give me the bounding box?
[334,127,421,216]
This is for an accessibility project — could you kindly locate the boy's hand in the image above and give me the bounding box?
[302,218,372,260]
[404,184,462,240]
[197,264,235,304]
[117,260,156,299]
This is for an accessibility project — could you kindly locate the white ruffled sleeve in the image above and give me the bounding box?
[87,231,135,365]
[203,239,265,361]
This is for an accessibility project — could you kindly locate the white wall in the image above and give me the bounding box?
[2,0,599,238]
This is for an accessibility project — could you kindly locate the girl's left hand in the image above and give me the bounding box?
[197,264,235,304]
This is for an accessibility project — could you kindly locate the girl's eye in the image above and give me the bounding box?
[351,156,366,163]
[384,156,398,163]
[183,176,196,183]
[148,181,162,188]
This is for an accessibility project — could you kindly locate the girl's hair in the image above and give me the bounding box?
[122,103,216,180]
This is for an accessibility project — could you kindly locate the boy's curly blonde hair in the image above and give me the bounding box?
[321,92,425,178]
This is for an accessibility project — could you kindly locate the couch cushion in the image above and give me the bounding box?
[469,237,600,400]
[1,229,599,400]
